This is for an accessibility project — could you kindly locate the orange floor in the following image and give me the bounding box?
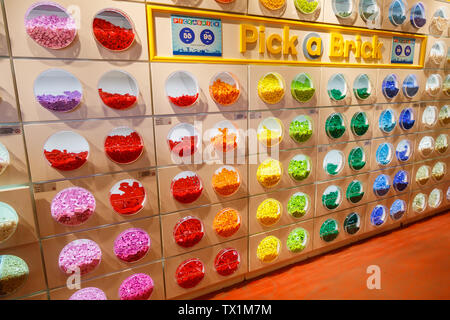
[201,212,450,300]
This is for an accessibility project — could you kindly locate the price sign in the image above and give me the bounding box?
[0,126,21,136]
[179,27,195,44]
[391,37,415,64]
[171,15,222,57]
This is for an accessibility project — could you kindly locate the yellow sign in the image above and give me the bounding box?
[328,33,382,59]
[239,25,384,60]
[147,4,427,69]
[239,25,298,55]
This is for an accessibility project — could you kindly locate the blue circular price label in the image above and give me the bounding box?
[395,45,403,56]
[404,45,411,56]
[200,29,215,45]
[179,28,195,44]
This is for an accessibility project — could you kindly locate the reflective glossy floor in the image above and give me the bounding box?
[201,212,450,300]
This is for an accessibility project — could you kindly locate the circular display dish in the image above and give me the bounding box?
[286,227,308,253]
[287,192,310,218]
[289,115,313,143]
[175,258,205,289]
[376,142,394,166]
[348,146,366,171]
[443,75,450,96]
[435,134,448,154]
[213,208,241,238]
[93,8,135,51]
[410,2,426,28]
[390,199,406,221]
[370,205,387,226]
[429,41,446,65]
[256,158,283,188]
[323,149,345,176]
[167,123,200,158]
[104,127,144,164]
[399,107,415,130]
[256,198,282,226]
[98,70,138,110]
[412,193,427,213]
[379,109,396,133]
[257,235,281,263]
[322,185,342,210]
[359,0,380,22]
[416,165,431,185]
[346,180,364,204]
[447,47,450,64]
[0,202,19,244]
[25,2,77,50]
[425,74,442,96]
[119,273,154,300]
[44,131,89,171]
[259,0,286,11]
[428,188,443,209]
[320,219,339,242]
[430,7,449,34]
[34,69,82,112]
[109,179,146,216]
[393,170,409,192]
[291,73,315,103]
[418,136,435,157]
[432,162,446,181]
[373,174,391,197]
[51,187,96,226]
[351,111,369,136]
[209,120,239,153]
[0,142,9,176]
[422,105,438,127]
[257,72,285,104]
[69,287,107,300]
[325,112,346,139]
[388,0,407,26]
[257,117,284,147]
[332,0,354,19]
[402,74,419,98]
[209,71,241,106]
[353,73,372,100]
[114,228,150,263]
[294,0,320,15]
[170,171,203,204]
[0,255,29,297]
[212,165,241,197]
[165,71,200,108]
[58,239,102,275]
[343,212,361,235]
[214,248,240,276]
[173,216,204,248]
[382,74,400,99]
[395,139,412,162]
[288,154,311,181]
[327,73,347,101]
